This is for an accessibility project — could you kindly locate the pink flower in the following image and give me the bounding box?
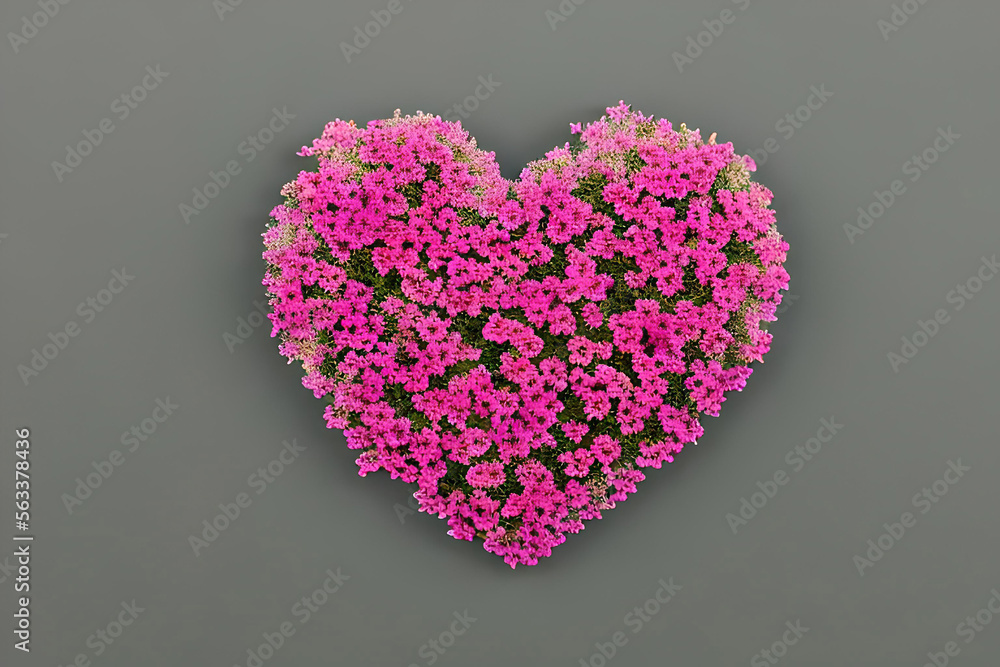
[558,448,595,477]
[560,421,589,444]
[581,302,604,328]
[466,461,506,489]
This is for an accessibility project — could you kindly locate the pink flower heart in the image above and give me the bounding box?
[262,101,790,568]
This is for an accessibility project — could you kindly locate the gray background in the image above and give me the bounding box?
[2,0,999,665]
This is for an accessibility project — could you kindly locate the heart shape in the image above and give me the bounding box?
[262,102,789,568]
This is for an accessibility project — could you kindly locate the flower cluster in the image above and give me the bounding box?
[262,102,789,568]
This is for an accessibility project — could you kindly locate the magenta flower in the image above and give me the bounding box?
[466,462,506,489]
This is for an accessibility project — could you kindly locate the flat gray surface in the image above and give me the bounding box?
[2,0,999,665]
